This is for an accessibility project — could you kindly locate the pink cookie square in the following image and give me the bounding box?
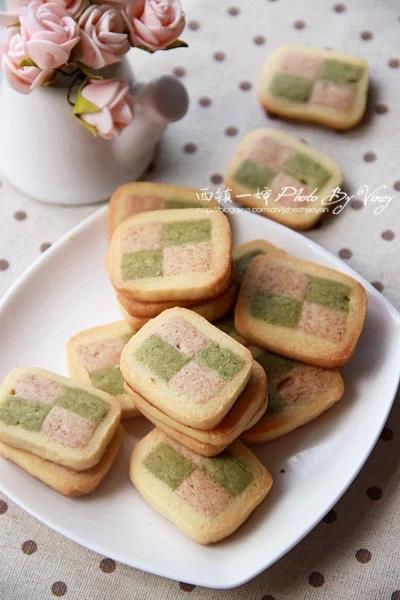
[78,337,126,373]
[257,263,309,302]
[120,222,163,253]
[248,137,294,171]
[276,365,323,405]
[162,241,212,277]
[13,374,64,405]
[310,80,355,111]
[279,52,321,79]
[157,318,208,359]
[298,300,348,342]
[270,172,310,207]
[41,405,97,448]
[176,468,231,517]
[168,360,225,404]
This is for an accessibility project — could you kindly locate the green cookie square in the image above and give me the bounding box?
[283,152,331,190]
[255,350,297,378]
[121,250,163,281]
[318,59,363,83]
[57,388,109,424]
[163,219,211,246]
[306,276,351,312]
[135,335,189,381]
[269,72,314,102]
[90,366,125,396]
[164,198,205,209]
[0,396,51,431]
[144,442,195,490]
[202,453,254,496]
[197,342,244,380]
[249,291,302,328]
[233,159,275,191]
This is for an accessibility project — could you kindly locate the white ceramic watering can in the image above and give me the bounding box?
[0,60,189,205]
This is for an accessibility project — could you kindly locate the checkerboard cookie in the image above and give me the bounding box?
[0,368,121,471]
[0,425,124,496]
[124,360,267,455]
[242,348,344,443]
[130,429,273,544]
[225,128,342,229]
[66,321,139,419]
[259,45,368,130]
[107,208,232,302]
[233,239,284,284]
[109,182,219,237]
[120,308,253,430]
[235,253,367,367]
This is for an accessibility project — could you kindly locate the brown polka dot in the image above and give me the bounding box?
[179,582,195,592]
[394,181,400,191]
[199,96,211,107]
[253,35,266,46]
[213,51,225,62]
[280,469,285,474]
[188,20,199,31]
[309,572,325,587]
[100,558,116,573]
[173,67,185,78]
[183,143,197,154]
[227,7,240,16]
[0,500,8,514]
[324,509,337,523]
[0,259,9,271]
[211,173,223,185]
[333,3,346,12]
[262,596,276,600]
[339,248,352,259]
[51,582,67,597]
[40,242,51,253]
[381,230,395,241]
[363,152,376,162]
[380,427,393,440]
[14,210,27,221]
[388,58,399,69]
[239,81,252,91]
[392,592,400,600]
[294,19,306,30]
[375,103,388,114]
[356,548,371,563]
[371,281,384,293]
[225,126,238,137]
[360,31,373,40]
[367,486,382,500]
[350,199,364,210]
[22,540,37,555]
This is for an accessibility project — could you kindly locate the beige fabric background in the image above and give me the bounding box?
[0,0,399,598]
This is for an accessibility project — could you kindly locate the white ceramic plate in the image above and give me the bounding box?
[0,207,399,589]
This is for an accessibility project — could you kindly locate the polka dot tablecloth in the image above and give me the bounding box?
[0,0,399,598]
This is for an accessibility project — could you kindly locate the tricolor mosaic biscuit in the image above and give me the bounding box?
[107,208,232,302]
[259,45,368,130]
[235,253,367,367]
[130,429,273,544]
[0,368,121,471]
[124,360,267,456]
[120,308,253,430]
[241,348,344,443]
[108,182,219,237]
[0,426,124,497]
[233,239,285,284]
[66,321,139,419]
[225,128,342,229]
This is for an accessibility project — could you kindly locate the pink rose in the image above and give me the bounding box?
[124,0,185,51]
[0,26,53,93]
[78,5,130,70]
[19,2,80,69]
[76,78,134,139]
[0,0,87,20]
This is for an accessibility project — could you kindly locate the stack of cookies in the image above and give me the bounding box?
[120,308,268,457]
[107,207,235,329]
[0,368,122,496]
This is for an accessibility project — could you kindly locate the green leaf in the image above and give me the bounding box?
[164,39,189,50]
[74,115,98,137]
[73,92,100,115]
[135,44,156,54]
[79,63,103,80]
